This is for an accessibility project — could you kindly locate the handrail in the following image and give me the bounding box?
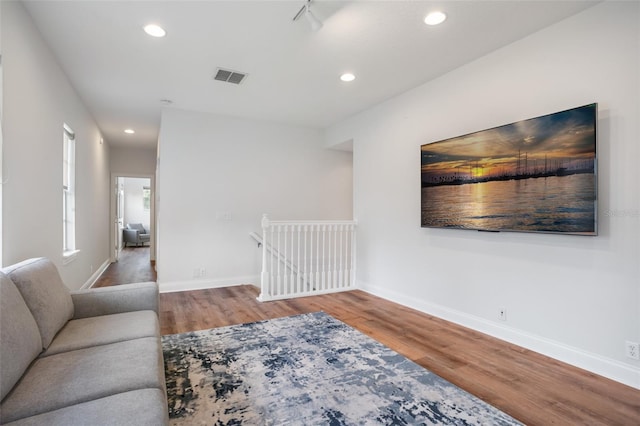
[249,232,262,247]
[265,219,358,225]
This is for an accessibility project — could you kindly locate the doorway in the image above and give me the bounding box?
[111,173,155,264]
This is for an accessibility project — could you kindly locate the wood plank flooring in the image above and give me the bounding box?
[94,256,640,425]
[93,246,156,287]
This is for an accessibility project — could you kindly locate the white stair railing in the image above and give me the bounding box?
[256,214,356,302]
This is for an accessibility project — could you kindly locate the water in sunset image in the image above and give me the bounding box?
[421,104,597,235]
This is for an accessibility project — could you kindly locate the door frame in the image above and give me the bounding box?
[110,172,156,263]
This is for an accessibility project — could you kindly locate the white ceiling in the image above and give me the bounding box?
[23,0,598,149]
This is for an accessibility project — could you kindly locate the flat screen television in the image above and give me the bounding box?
[421,103,597,235]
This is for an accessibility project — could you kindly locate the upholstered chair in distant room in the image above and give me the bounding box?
[123,223,151,247]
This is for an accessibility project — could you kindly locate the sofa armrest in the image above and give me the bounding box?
[70,282,159,319]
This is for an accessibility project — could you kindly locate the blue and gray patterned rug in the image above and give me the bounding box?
[162,312,522,425]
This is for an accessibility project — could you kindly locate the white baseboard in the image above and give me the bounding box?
[358,280,640,390]
[159,275,260,293]
[81,259,111,289]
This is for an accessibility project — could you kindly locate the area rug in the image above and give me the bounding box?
[162,312,522,425]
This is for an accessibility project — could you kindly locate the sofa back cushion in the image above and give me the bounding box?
[0,272,43,400]
[2,258,74,349]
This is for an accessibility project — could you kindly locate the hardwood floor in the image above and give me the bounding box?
[94,258,640,425]
[93,246,156,287]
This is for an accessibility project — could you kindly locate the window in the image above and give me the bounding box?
[143,186,151,211]
[63,124,77,261]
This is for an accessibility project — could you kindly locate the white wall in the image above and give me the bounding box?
[1,1,111,289]
[123,177,151,231]
[327,2,639,388]
[110,146,157,175]
[157,108,353,291]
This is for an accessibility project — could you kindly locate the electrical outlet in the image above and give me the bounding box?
[626,341,640,360]
[498,307,507,321]
[199,267,206,277]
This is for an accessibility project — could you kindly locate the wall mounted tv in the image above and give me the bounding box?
[421,103,597,235]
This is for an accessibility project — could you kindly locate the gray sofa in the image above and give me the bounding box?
[0,258,168,425]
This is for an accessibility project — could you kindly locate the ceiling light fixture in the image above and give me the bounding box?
[143,24,166,37]
[293,0,323,31]
[424,11,447,26]
[124,129,135,134]
[340,73,356,82]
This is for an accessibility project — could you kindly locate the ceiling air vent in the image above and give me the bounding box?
[213,68,247,85]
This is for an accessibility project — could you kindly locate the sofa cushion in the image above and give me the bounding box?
[0,337,165,423]
[2,389,168,426]
[0,272,43,401]
[2,258,74,349]
[42,310,160,357]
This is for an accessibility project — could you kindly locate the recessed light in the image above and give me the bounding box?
[124,129,135,134]
[340,73,356,82]
[143,24,166,38]
[424,11,447,26]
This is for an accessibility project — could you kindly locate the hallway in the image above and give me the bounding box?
[93,246,156,287]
